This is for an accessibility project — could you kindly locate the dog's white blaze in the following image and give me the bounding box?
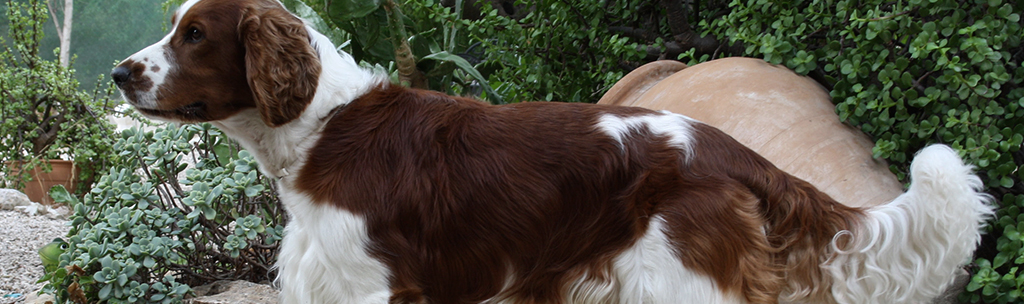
[612,216,743,304]
[275,187,391,304]
[175,0,202,19]
[124,36,173,108]
[596,111,696,157]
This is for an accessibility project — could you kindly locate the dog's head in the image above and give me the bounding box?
[111,0,320,126]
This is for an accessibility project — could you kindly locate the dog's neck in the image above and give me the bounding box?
[212,26,381,180]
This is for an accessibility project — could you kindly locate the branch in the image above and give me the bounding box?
[640,0,723,59]
[58,0,73,67]
[637,34,723,60]
[659,0,690,36]
[30,113,67,155]
[913,70,936,92]
[383,0,428,89]
[609,26,658,42]
[45,0,63,42]
[673,31,722,56]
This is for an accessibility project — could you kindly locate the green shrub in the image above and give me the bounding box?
[41,123,284,303]
[296,0,649,103]
[458,0,649,103]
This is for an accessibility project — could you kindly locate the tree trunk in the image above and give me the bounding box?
[46,0,73,67]
[383,0,427,89]
[59,0,72,67]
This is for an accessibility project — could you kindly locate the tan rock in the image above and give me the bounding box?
[187,280,278,304]
[23,292,55,304]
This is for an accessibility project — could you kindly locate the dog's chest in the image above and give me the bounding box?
[274,180,393,303]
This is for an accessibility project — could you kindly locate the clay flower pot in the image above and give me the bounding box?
[3,159,80,205]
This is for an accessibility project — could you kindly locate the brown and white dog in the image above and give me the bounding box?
[111,0,994,303]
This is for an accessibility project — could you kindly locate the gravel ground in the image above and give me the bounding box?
[0,211,70,304]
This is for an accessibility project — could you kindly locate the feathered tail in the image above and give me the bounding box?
[821,145,994,303]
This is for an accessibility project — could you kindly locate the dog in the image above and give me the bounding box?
[111,0,994,303]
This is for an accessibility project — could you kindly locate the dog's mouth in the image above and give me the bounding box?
[135,101,208,122]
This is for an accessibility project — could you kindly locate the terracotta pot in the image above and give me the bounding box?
[3,159,80,205]
[599,58,901,208]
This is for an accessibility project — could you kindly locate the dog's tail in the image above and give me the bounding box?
[692,122,993,303]
[806,144,993,303]
[760,144,994,303]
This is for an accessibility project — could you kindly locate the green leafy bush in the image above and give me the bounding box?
[41,124,284,303]
[456,0,649,103]
[296,0,649,103]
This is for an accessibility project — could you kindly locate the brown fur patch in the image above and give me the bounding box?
[239,1,320,126]
[687,124,866,303]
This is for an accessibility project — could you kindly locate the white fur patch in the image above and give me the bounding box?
[595,111,696,157]
[274,188,391,304]
[612,216,744,304]
[822,144,994,304]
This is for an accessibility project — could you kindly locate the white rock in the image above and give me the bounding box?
[12,202,71,219]
[44,206,71,220]
[0,189,31,211]
[15,202,41,216]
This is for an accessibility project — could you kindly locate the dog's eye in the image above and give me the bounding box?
[185,27,204,43]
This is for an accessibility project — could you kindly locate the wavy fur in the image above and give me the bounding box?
[823,145,994,303]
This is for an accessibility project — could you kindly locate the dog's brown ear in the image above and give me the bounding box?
[239,5,320,127]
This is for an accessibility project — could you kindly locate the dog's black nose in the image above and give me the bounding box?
[111,66,131,87]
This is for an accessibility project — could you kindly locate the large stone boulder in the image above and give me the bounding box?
[0,189,32,210]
